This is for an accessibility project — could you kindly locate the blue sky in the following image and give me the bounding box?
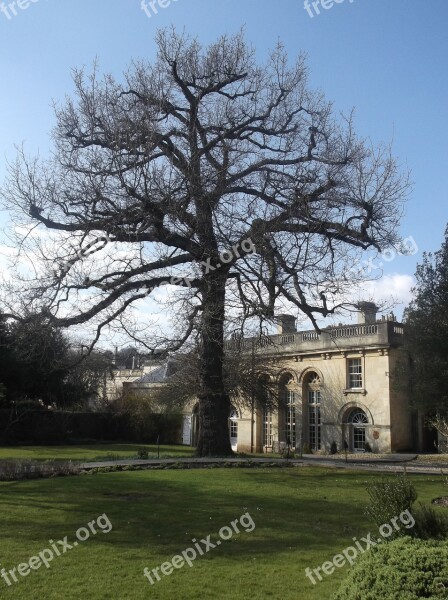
[0,0,447,321]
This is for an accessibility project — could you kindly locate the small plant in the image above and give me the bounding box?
[364,442,372,453]
[330,441,338,455]
[280,445,293,459]
[301,442,312,454]
[412,502,448,539]
[365,474,417,533]
[136,447,149,459]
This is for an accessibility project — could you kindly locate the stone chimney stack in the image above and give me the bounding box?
[276,314,296,334]
[357,302,378,324]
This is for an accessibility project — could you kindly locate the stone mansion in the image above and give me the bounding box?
[107,303,429,454]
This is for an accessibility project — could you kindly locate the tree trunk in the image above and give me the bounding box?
[196,270,232,457]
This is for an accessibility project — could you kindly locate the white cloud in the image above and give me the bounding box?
[363,273,414,307]
[323,273,415,325]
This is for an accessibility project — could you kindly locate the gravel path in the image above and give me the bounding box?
[80,454,448,475]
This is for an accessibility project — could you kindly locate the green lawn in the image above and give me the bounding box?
[0,444,195,462]
[0,467,446,599]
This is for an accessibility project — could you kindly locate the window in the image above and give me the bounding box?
[348,358,363,388]
[279,373,296,448]
[308,390,321,451]
[283,390,296,447]
[229,409,238,440]
[348,409,369,451]
[263,410,273,446]
[352,424,365,450]
[305,371,322,452]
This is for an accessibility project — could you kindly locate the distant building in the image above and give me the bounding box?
[104,350,170,404]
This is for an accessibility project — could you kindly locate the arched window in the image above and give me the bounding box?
[346,408,369,451]
[348,410,369,425]
[305,371,321,451]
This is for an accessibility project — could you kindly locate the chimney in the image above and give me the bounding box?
[356,302,378,324]
[276,314,296,334]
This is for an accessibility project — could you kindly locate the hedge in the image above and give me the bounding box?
[0,409,182,445]
[333,537,448,600]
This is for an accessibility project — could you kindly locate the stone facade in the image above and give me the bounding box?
[182,310,413,454]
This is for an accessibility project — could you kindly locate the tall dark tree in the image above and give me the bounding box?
[62,349,114,409]
[401,225,448,420]
[0,314,112,410]
[1,31,408,455]
[0,314,69,407]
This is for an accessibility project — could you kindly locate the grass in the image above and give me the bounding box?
[0,466,446,599]
[0,444,196,462]
[2,445,445,464]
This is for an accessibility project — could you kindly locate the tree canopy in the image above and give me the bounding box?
[0,314,112,410]
[0,314,69,408]
[401,225,448,416]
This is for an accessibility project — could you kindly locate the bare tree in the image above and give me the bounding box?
[1,30,409,456]
[151,343,281,416]
[426,415,448,441]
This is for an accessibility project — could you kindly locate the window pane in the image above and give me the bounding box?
[263,410,273,446]
[353,426,366,450]
[308,390,321,405]
[349,358,363,388]
[286,403,296,446]
[308,405,321,451]
[286,390,295,405]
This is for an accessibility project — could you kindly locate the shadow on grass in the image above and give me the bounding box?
[0,467,426,561]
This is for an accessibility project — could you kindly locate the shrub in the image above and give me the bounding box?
[0,459,79,481]
[365,474,417,533]
[412,502,448,540]
[330,441,338,454]
[365,441,372,453]
[280,446,293,458]
[136,447,149,459]
[301,442,312,454]
[333,537,448,600]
